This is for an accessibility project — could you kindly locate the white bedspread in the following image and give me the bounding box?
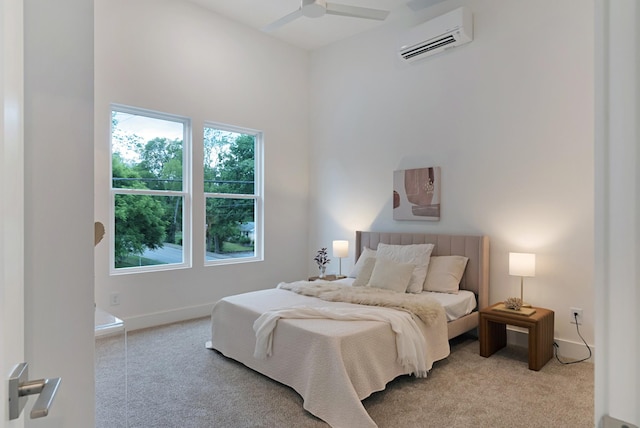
[209,288,449,428]
[253,305,429,377]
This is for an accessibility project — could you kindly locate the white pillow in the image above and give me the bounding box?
[376,243,434,293]
[348,247,377,278]
[423,255,469,294]
[367,259,415,293]
[352,257,376,287]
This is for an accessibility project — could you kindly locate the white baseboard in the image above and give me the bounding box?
[507,327,595,363]
[123,303,214,332]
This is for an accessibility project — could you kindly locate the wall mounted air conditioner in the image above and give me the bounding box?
[399,7,473,63]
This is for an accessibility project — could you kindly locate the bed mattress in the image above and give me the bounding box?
[334,277,477,322]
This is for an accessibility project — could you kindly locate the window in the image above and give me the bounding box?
[204,123,262,264]
[110,105,190,273]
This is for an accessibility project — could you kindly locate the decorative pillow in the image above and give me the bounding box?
[348,247,377,278]
[423,255,469,294]
[352,257,376,287]
[376,243,434,293]
[367,259,415,293]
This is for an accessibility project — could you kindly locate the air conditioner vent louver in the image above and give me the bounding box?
[398,7,473,63]
[400,35,456,60]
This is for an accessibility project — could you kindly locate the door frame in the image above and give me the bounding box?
[1,0,25,425]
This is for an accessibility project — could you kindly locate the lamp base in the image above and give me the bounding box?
[521,302,532,308]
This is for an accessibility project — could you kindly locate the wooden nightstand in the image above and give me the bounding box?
[479,303,555,371]
[308,275,345,281]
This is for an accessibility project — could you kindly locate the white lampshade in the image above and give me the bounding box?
[509,252,536,277]
[333,240,349,258]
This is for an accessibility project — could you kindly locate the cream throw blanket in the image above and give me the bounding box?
[277,281,444,325]
[253,305,430,377]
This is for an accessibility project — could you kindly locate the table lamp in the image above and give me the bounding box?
[333,240,349,278]
[509,252,535,307]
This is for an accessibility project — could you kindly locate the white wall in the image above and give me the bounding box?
[94,0,311,328]
[95,0,596,357]
[308,0,594,355]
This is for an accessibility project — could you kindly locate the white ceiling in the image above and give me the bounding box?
[186,0,446,50]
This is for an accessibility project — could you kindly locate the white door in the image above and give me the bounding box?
[3,0,95,426]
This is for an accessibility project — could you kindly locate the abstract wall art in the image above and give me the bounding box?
[393,166,441,221]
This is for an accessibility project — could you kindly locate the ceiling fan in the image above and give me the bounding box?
[263,0,390,32]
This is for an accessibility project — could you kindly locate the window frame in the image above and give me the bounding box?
[203,121,263,266]
[109,103,192,275]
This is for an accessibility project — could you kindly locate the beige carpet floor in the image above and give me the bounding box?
[96,316,594,427]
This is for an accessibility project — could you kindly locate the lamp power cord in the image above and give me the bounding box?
[553,312,592,365]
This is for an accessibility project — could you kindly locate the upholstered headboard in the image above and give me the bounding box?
[355,231,490,310]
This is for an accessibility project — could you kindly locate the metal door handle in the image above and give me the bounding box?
[9,362,61,420]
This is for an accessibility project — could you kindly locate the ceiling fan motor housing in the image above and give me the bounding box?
[262,0,389,32]
[302,0,327,18]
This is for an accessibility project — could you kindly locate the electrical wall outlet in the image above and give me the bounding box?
[110,292,121,306]
[569,307,583,325]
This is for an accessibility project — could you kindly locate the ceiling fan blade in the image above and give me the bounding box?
[325,3,390,21]
[262,8,304,32]
[406,0,447,12]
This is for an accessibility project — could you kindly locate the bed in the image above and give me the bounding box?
[208,232,489,428]
[355,232,489,339]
